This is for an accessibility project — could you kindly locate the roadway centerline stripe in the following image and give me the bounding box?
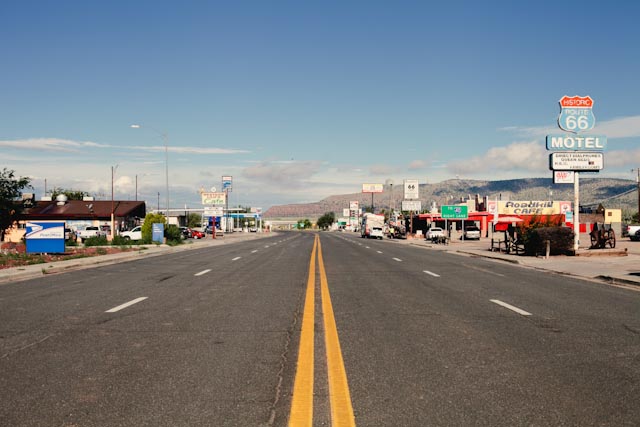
[490,299,532,316]
[106,297,148,313]
[393,257,402,262]
[194,269,211,276]
[423,270,440,277]
[317,237,356,427]
[232,256,241,261]
[288,235,317,426]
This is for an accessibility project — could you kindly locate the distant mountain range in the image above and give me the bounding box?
[264,178,638,219]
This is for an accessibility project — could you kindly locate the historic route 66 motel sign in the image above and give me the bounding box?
[546,96,607,251]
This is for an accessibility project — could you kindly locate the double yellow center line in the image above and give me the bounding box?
[289,234,356,427]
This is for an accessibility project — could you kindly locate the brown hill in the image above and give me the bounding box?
[264,178,638,219]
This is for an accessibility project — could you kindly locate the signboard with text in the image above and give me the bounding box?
[557,95,595,133]
[222,176,233,192]
[201,192,226,205]
[403,179,419,199]
[441,205,468,219]
[401,200,422,211]
[362,183,383,193]
[550,152,603,171]
[25,222,65,253]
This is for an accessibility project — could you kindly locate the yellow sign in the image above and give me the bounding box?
[201,192,226,206]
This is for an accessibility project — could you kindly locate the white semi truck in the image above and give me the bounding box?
[361,213,385,239]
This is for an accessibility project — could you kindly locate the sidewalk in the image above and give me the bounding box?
[405,232,640,288]
[0,232,272,285]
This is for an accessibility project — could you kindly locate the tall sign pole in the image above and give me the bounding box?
[547,96,606,252]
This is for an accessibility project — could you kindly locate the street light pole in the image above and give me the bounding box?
[111,164,119,241]
[633,168,640,219]
[131,124,169,218]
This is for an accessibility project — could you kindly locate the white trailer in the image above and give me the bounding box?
[361,213,385,239]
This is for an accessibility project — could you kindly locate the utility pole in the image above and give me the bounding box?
[634,168,640,219]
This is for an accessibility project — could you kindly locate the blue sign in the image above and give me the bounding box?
[152,223,164,243]
[557,95,595,133]
[222,176,233,192]
[546,134,607,151]
[25,222,65,253]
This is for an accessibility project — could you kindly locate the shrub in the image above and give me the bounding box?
[165,224,183,245]
[111,235,133,246]
[523,226,574,256]
[83,236,109,247]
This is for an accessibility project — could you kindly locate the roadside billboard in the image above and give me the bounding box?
[486,201,572,216]
[403,179,419,199]
[362,183,383,193]
[201,192,226,206]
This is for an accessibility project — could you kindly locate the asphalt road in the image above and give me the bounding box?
[1,231,639,426]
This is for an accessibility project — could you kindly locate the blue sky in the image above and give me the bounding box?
[3,1,640,210]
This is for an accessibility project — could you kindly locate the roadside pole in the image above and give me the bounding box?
[574,172,580,251]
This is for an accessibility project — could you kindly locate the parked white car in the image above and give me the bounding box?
[463,226,481,240]
[120,226,142,241]
[425,227,445,240]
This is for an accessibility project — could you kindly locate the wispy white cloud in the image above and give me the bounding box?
[501,114,640,139]
[132,145,250,155]
[369,164,397,176]
[447,141,547,175]
[0,138,110,152]
[408,160,426,170]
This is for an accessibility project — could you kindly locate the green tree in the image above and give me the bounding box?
[317,212,336,230]
[297,219,312,229]
[141,212,166,243]
[50,187,90,200]
[187,212,202,228]
[0,168,32,241]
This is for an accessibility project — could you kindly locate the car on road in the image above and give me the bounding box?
[463,225,481,240]
[425,227,445,240]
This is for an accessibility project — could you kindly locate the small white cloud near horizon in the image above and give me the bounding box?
[0,138,110,152]
[243,160,322,187]
[408,160,427,170]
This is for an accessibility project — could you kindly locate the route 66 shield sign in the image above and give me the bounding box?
[558,95,595,133]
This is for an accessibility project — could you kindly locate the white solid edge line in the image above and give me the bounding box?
[393,257,402,262]
[106,297,148,313]
[232,256,242,261]
[423,270,440,277]
[194,269,211,276]
[490,299,532,316]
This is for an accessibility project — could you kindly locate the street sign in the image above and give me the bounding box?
[557,95,595,133]
[401,200,421,211]
[546,134,607,151]
[441,205,468,219]
[403,179,419,199]
[550,152,604,171]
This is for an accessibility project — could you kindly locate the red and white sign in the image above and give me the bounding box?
[553,170,575,184]
[560,95,593,108]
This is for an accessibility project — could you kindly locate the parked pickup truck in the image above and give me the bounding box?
[77,226,106,242]
[624,224,640,241]
[120,226,143,241]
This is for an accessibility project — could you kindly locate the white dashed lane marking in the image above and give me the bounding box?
[194,269,211,276]
[232,257,242,261]
[423,270,440,277]
[106,297,148,313]
[490,299,532,316]
[393,258,402,262]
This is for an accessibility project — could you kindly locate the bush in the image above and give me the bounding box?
[110,235,133,246]
[523,227,574,256]
[83,236,109,247]
[165,224,183,244]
